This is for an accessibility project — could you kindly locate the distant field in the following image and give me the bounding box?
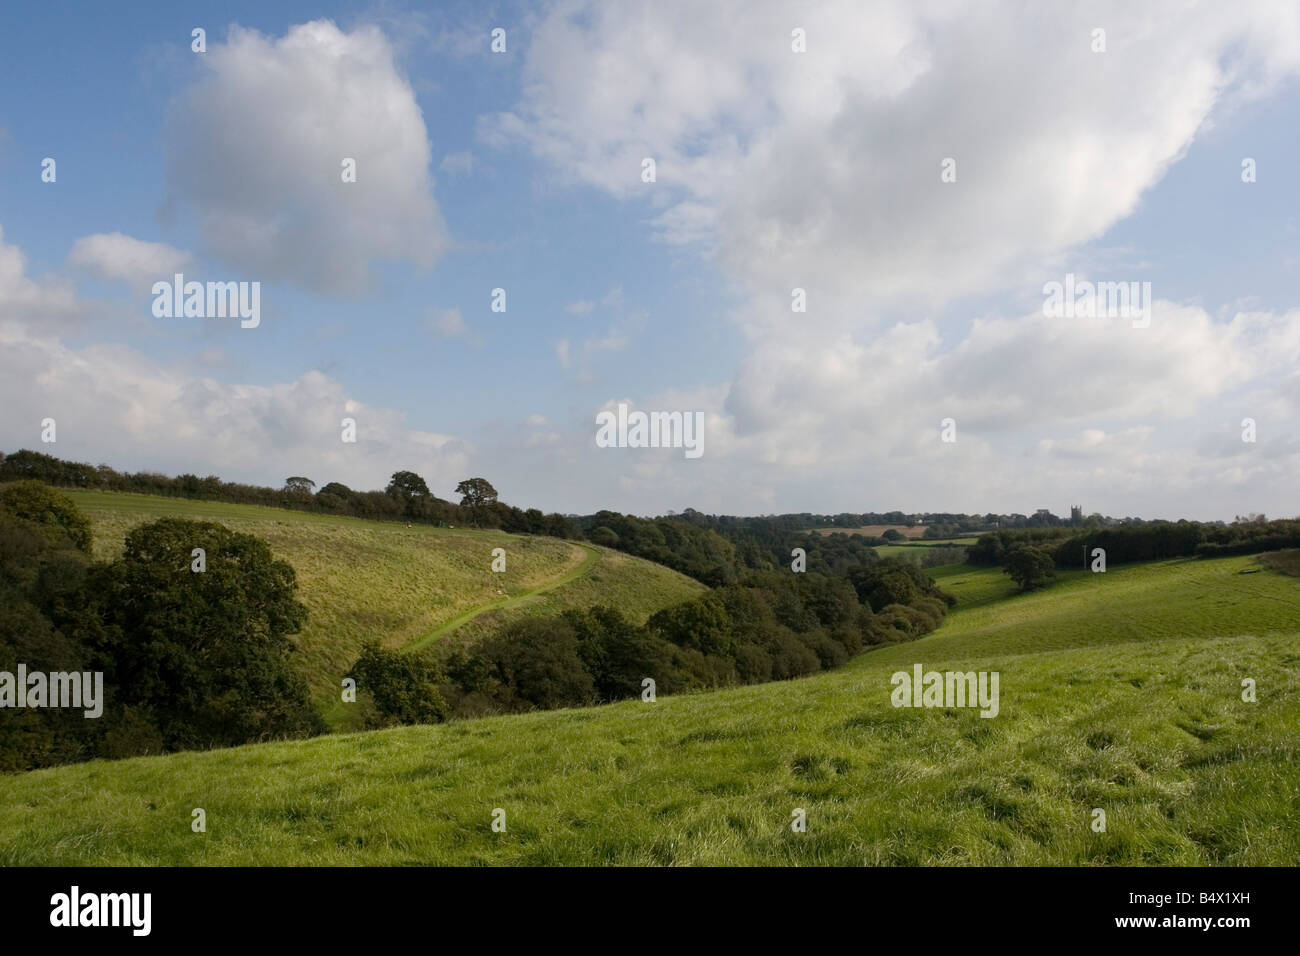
[816,524,927,538]
[1259,549,1300,576]
[929,562,1023,609]
[62,491,704,722]
[3,551,1295,865]
[872,540,976,560]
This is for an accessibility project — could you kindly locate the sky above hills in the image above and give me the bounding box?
[1,0,1298,520]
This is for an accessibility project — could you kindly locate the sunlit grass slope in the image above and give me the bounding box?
[62,491,704,715]
[1,552,1294,865]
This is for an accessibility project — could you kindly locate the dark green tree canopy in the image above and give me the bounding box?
[386,471,432,519]
[455,478,499,526]
[1002,546,1057,592]
[0,480,93,553]
[91,517,321,749]
[455,477,498,508]
[387,471,431,502]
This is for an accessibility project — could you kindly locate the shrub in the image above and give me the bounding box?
[732,642,774,683]
[670,646,736,689]
[648,593,735,657]
[0,480,92,553]
[802,631,849,670]
[349,642,447,728]
[566,606,680,700]
[474,618,596,710]
[761,625,821,679]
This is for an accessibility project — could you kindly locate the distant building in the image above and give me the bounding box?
[1070,505,1083,524]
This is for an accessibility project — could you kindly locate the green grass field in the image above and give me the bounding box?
[61,491,704,723]
[2,549,1295,865]
[872,538,976,561]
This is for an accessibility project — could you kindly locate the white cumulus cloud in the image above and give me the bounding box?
[164,19,448,295]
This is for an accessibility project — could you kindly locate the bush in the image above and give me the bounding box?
[761,625,821,679]
[474,618,596,711]
[802,631,849,670]
[566,606,680,700]
[648,593,735,657]
[875,604,923,639]
[670,645,736,689]
[0,481,92,553]
[732,642,774,683]
[349,642,447,728]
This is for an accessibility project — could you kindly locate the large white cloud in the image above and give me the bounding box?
[0,226,83,328]
[0,317,470,493]
[493,0,1300,314]
[477,0,1300,518]
[164,19,448,294]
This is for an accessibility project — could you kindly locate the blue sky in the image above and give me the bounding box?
[1,1,1298,520]
[0,1,738,424]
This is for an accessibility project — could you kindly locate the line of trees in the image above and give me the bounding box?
[0,449,921,592]
[580,509,889,587]
[968,519,1300,571]
[350,558,955,726]
[0,449,582,538]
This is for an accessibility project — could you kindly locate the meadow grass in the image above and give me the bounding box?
[1,552,1295,865]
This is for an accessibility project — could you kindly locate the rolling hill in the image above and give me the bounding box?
[1,550,1295,865]
[61,491,706,722]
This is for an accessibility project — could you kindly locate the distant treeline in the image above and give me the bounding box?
[5,449,1199,559]
[968,520,1300,569]
[0,449,897,590]
[0,448,584,538]
[352,560,955,726]
[579,509,885,587]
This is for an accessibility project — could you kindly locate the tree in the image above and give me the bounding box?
[386,471,431,519]
[283,476,315,494]
[882,528,905,541]
[455,477,499,527]
[316,481,355,514]
[348,642,446,727]
[565,606,678,700]
[0,480,93,553]
[1002,546,1056,592]
[648,593,735,658]
[474,618,595,710]
[0,508,100,771]
[848,560,918,611]
[89,518,324,749]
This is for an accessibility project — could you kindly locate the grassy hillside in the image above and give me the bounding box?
[62,491,705,718]
[2,551,1295,865]
[436,548,710,647]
